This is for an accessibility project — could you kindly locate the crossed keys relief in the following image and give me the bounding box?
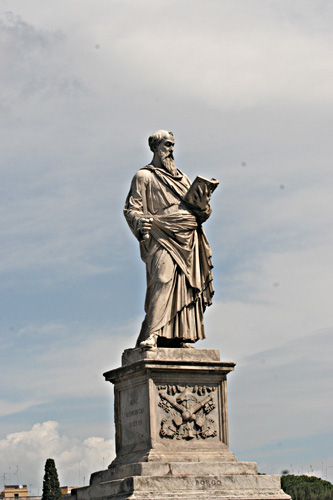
[157,385,218,440]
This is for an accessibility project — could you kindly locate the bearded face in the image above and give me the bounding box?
[156,136,177,175]
[161,154,177,175]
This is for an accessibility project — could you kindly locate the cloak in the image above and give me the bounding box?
[124,165,214,345]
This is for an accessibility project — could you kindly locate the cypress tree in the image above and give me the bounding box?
[41,458,62,500]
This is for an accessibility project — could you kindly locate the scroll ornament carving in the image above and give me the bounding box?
[157,385,217,440]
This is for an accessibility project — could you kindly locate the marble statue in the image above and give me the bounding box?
[124,130,216,348]
[73,135,290,500]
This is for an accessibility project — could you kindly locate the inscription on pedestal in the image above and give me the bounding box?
[195,478,223,488]
[120,384,149,448]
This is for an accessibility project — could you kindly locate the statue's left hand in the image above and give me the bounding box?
[192,184,211,211]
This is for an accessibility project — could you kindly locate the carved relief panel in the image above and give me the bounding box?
[156,384,219,441]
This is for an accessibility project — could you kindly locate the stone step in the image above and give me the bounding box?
[90,461,258,484]
[76,473,289,500]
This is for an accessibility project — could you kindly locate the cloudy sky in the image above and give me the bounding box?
[1,0,333,493]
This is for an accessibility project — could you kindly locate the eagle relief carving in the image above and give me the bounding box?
[157,385,218,440]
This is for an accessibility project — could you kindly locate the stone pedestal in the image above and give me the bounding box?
[73,348,290,500]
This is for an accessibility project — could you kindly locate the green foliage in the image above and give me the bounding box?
[281,474,333,500]
[42,458,62,500]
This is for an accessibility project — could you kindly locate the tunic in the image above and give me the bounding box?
[124,164,214,345]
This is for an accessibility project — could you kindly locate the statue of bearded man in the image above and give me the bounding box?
[124,130,214,348]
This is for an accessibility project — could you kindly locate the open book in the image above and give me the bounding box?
[183,175,219,208]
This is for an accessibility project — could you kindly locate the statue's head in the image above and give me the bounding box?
[148,130,174,153]
[149,130,176,174]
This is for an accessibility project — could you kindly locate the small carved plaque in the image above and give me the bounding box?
[120,385,148,447]
[157,385,217,440]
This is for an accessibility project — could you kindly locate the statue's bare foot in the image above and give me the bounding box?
[180,342,195,349]
[140,334,158,348]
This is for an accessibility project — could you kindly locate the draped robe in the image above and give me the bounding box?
[124,165,214,346]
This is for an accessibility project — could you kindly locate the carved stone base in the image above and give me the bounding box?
[72,348,290,500]
[76,461,289,500]
[105,347,236,465]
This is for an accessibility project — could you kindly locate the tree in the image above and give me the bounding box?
[42,458,62,500]
[281,474,333,500]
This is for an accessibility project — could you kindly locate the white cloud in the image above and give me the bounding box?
[35,2,333,108]
[2,322,138,403]
[205,240,333,361]
[0,400,43,418]
[107,19,333,110]
[231,328,332,443]
[0,421,114,493]
[1,2,332,281]
[1,0,333,485]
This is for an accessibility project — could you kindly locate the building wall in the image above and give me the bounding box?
[3,485,29,499]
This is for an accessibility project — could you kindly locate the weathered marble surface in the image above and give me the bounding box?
[122,347,221,365]
[76,471,289,500]
[124,130,216,348]
[90,461,259,484]
[72,348,290,500]
[104,348,235,465]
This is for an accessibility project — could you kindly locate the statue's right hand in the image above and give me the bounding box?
[139,217,153,239]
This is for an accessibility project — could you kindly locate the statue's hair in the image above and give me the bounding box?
[148,130,174,152]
